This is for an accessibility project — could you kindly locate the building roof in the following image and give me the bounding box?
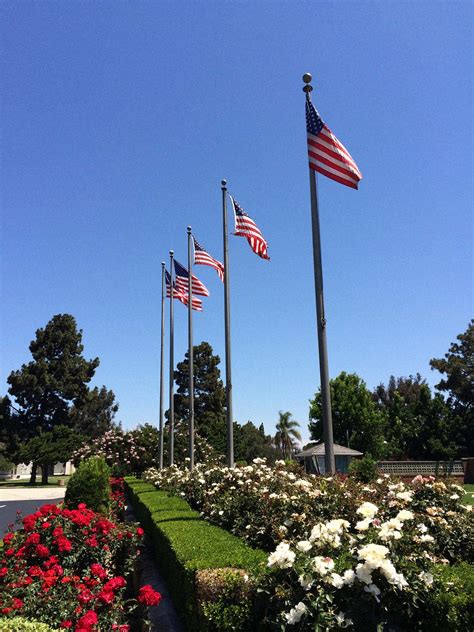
[295,443,363,458]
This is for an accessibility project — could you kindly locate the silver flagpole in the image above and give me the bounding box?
[169,249,175,466]
[187,226,195,470]
[222,179,234,468]
[159,261,165,469]
[303,73,335,475]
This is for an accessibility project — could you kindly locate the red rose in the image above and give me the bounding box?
[77,610,98,627]
[27,566,43,577]
[41,522,52,529]
[12,597,24,609]
[35,544,50,558]
[3,532,14,545]
[78,589,94,604]
[97,590,114,604]
[57,536,72,552]
[0,567,8,578]
[26,532,41,546]
[137,585,162,606]
[90,563,107,579]
[1,607,13,615]
[136,527,144,537]
[103,576,126,592]
[53,526,64,537]
[5,548,15,557]
[61,621,73,628]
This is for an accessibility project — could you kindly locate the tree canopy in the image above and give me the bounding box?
[172,341,227,454]
[274,411,301,459]
[373,375,457,460]
[5,314,114,482]
[430,320,474,456]
[309,372,386,458]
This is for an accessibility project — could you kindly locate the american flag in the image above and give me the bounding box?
[173,259,210,297]
[306,97,362,189]
[193,236,224,282]
[230,196,270,260]
[165,270,202,311]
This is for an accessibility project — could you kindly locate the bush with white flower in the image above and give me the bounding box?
[143,461,473,628]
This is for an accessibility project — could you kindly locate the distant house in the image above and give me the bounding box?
[295,443,363,475]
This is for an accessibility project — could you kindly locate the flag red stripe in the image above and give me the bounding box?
[313,163,359,189]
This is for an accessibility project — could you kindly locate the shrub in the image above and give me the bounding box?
[65,456,111,512]
[348,455,379,482]
[0,618,57,631]
[124,477,266,631]
[423,562,474,630]
[0,496,145,630]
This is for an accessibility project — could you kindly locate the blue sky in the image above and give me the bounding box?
[1,1,472,444]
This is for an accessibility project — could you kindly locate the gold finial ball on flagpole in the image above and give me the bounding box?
[302,72,313,94]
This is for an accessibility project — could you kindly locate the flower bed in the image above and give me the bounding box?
[0,478,161,631]
[144,460,474,629]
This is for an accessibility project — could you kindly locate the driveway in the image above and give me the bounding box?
[0,488,66,537]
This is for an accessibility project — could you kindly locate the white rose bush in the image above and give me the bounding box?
[143,460,473,629]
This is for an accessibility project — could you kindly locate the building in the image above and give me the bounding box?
[295,443,363,474]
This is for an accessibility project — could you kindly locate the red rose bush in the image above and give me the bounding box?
[0,480,161,631]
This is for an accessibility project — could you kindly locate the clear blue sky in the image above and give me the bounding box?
[1,1,472,445]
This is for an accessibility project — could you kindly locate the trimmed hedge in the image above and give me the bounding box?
[0,618,58,631]
[124,477,267,631]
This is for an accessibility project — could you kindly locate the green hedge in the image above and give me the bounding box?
[0,618,58,631]
[124,477,267,631]
[423,562,474,630]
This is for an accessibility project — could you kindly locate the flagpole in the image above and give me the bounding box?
[221,179,234,468]
[159,261,165,469]
[303,72,335,475]
[169,249,175,466]
[187,226,195,471]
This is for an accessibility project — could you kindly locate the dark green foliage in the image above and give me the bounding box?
[6,315,100,483]
[65,456,111,512]
[69,386,118,439]
[172,342,227,454]
[233,421,279,464]
[310,372,387,458]
[430,320,474,457]
[373,374,458,460]
[348,455,379,482]
[18,426,84,472]
[124,477,267,631]
[423,563,474,630]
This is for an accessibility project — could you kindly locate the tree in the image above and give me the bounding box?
[18,426,84,477]
[172,341,227,454]
[309,372,386,458]
[234,420,280,464]
[69,386,118,439]
[373,375,457,460]
[430,320,474,456]
[7,314,99,483]
[274,411,301,460]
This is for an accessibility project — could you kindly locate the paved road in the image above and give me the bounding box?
[0,488,66,538]
[0,498,63,537]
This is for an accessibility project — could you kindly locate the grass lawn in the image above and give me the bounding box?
[0,475,71,488]
[463,484,474,506]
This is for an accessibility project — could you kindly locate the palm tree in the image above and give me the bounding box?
[274,411,302,460]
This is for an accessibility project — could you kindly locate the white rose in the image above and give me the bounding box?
[356,502,379,519]
[284,602,307,625]
[296,540,312,553]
